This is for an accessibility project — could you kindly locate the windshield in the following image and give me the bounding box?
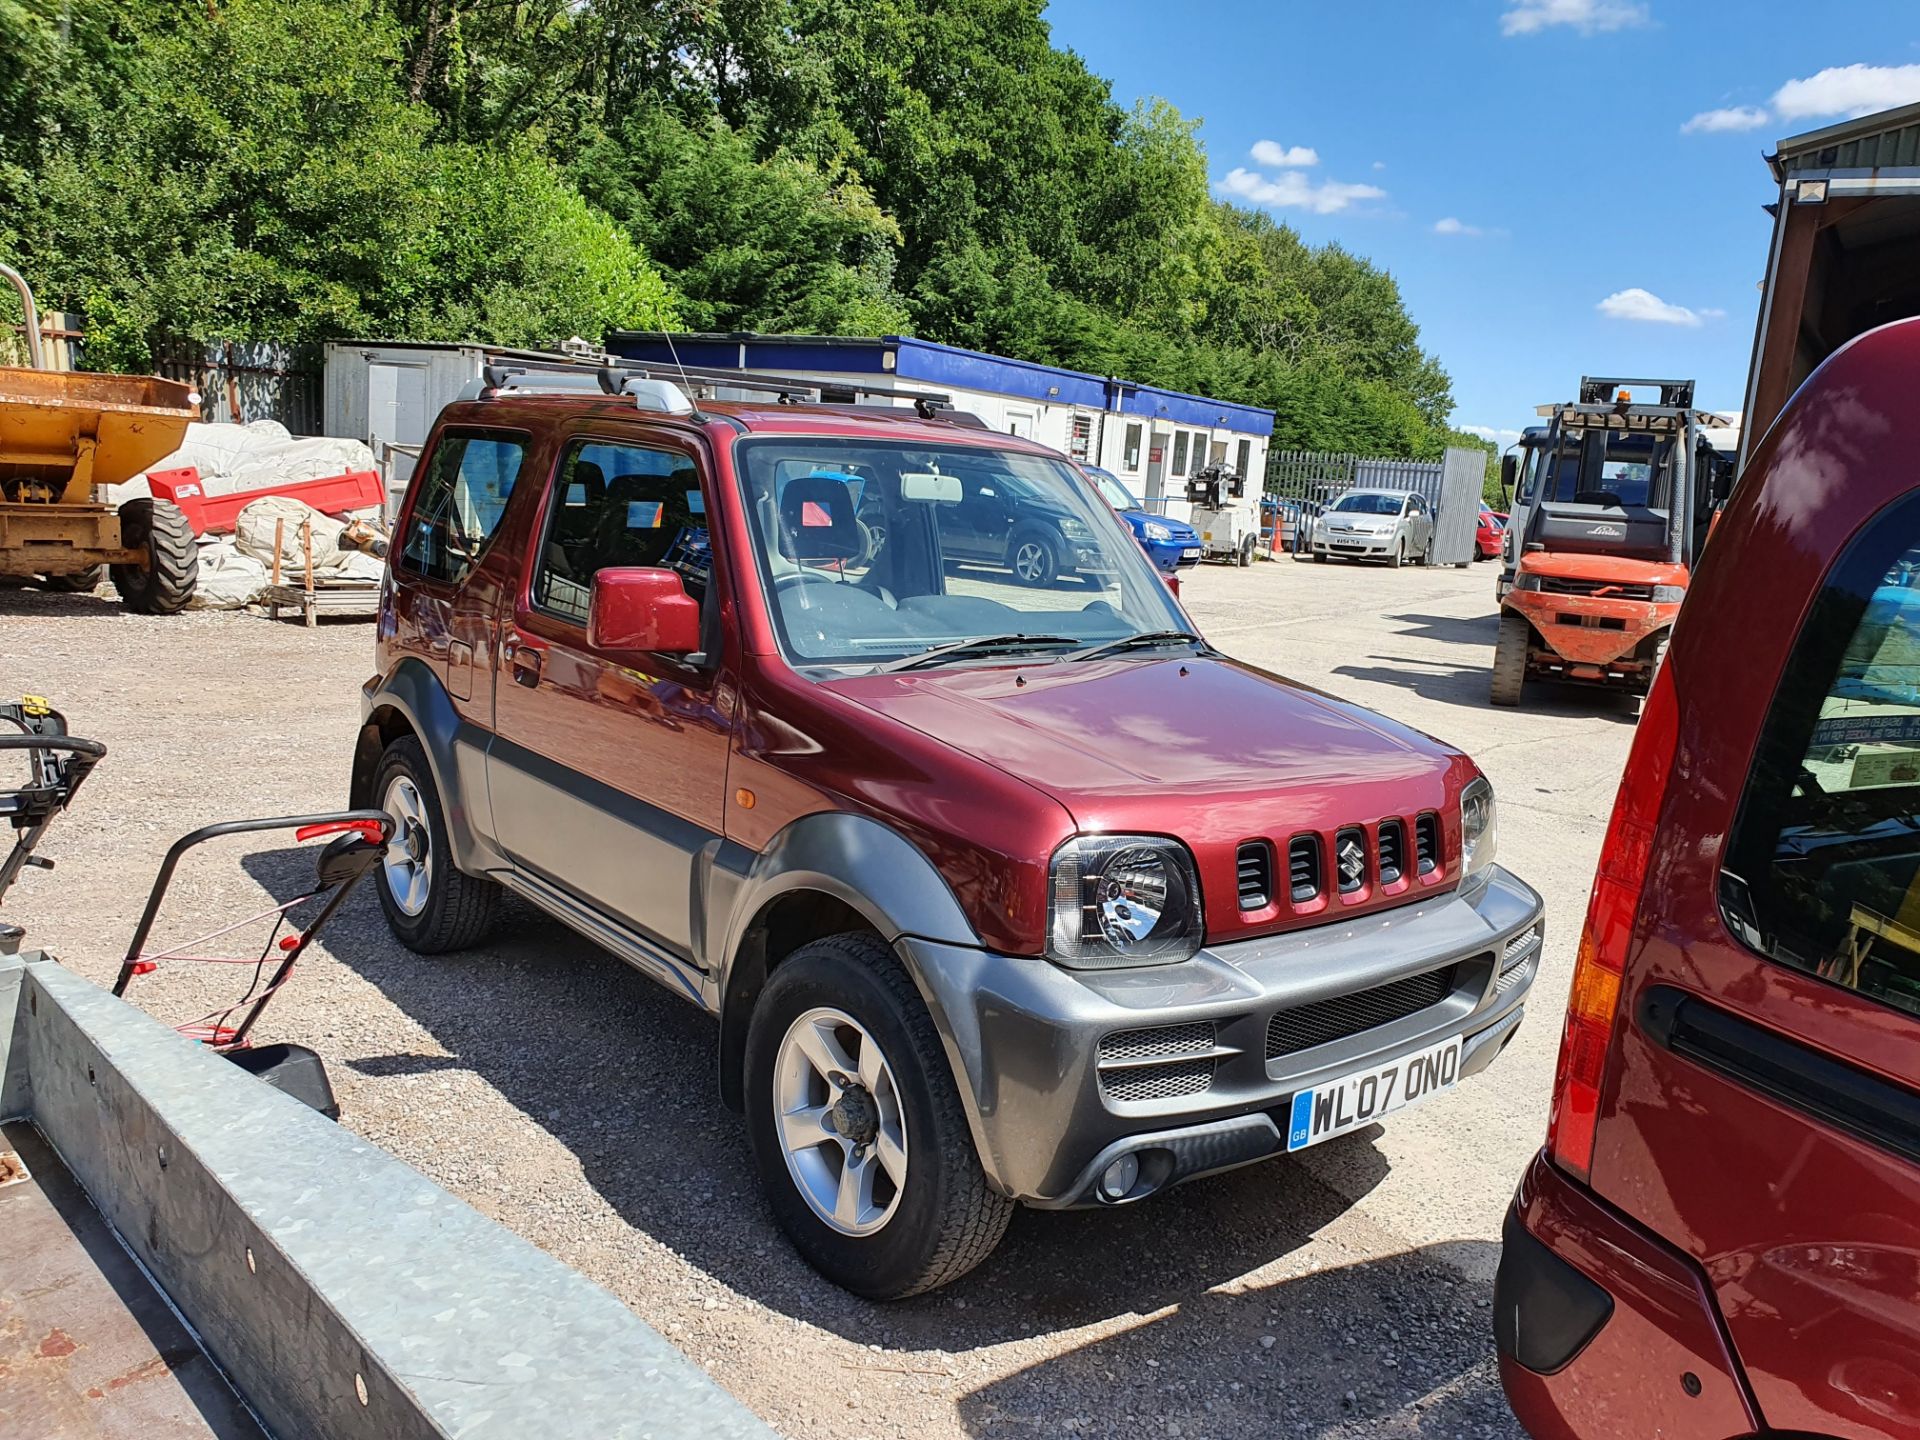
[1087,469,1140,512]
[1332,492,1404,516]
[736,437,1188,667]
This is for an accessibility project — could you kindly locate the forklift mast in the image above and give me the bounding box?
[1523,377,1729,570]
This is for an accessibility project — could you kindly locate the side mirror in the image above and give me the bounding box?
[588,568,702,657]
[1499,453,1518,502]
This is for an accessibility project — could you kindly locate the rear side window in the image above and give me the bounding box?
[533,439,710,626]
[398,431,526,586]
[1722,493,1920,1018]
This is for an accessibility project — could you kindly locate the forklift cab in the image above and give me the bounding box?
[1492,378,1734,705]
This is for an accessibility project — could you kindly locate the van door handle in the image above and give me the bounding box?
[511,644,544,688]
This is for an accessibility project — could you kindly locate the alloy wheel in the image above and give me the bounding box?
[1014,540,1049,584]
[773,1006,909,1236]
[381,774,433,917]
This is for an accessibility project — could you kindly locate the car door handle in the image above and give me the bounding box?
[511,644,544,688]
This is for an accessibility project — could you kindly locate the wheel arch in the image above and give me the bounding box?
[350,658,498,873]
[713,812,980,1112]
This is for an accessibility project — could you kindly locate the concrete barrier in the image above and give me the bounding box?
[0,950,776,1439]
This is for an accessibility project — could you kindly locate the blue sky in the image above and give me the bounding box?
[1042,0,1920,448]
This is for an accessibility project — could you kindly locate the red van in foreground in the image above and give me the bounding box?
[1495,320,1920,1437]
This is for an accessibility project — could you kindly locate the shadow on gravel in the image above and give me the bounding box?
[242,848,1403,1356]
[1386,612,1500,648]
[955,1240,1520,1440]
[1334,656,1640,724]
[0,587,124,619]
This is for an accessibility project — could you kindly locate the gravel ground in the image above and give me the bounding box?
[1,557,1635,1440]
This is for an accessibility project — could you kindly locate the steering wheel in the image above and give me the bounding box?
[775,570,830,591]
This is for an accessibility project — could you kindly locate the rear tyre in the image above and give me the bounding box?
[36,566,106,593]
[372,735,500,953]
[745,932,1012,1298]
[1491,611,1530,707]
[1008,529,1060,588]
[110,498,197,614]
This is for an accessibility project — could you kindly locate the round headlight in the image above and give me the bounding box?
[1097,846,1173,947]
[1049,835,1203,969]
[1462,777,1497,878]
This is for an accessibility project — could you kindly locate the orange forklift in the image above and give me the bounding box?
[1491,376,1732,707]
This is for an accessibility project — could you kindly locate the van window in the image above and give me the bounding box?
[1123,423,1143,472]
[1236,437,1252,478]
[1722,493,1920,1018]
[533,439,710,627]
[397,431,526,586]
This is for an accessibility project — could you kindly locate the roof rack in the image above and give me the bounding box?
[457,353,964,420]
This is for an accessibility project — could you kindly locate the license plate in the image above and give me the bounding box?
[1181,547,1201,559]
[1285,1035,1462,1152]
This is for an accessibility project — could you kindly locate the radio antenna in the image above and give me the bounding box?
[657,331,709,421]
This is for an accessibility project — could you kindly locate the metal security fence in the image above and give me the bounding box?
[152,337,324,433]
[1264,449,1447,508]
[1264,447,1487,565]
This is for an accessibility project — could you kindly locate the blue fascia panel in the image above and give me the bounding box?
[889,338,1111,409]
[1115,385,1275,437]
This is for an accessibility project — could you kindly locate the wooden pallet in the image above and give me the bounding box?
[259,513,380,626]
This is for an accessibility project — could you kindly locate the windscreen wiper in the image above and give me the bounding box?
[883,634,1080,672]
[1067,629,1207,662]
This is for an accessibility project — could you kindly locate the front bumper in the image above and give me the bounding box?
[903,865,1544,1205]
[1505,590,1679,669]
[1141,537,1203,574]
[1313,531,1396,558]
[1496,1152,1760,1439]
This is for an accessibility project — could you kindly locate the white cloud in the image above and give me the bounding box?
[1773,63,1920,121]
[1462,425,1525,447]
[1216,166,1387,216]
[1596,287,1724,326]
[1681,105,1770,134]
[1249,140,1319,168]
[1433,217,1483,236]
[1501,0,1649,36]
[1372,161,1387,171]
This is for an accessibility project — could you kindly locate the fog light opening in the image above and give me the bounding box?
[1098,1153,1140,1202]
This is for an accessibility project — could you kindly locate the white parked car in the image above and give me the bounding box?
[1306,488,1435,567]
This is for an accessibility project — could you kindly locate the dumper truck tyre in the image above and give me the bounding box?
[110,498,197,614]
[745,932,1013,1299]
[1491,611,1530,707]
[36,566,106,593]
[372,735,500,954]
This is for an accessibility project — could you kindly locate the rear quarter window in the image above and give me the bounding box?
[397,430,527,586]
[1722,492,1920,1018]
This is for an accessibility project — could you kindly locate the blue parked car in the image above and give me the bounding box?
[1079,465,1202,575]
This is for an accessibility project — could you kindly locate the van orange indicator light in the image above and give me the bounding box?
[734,788,756,810]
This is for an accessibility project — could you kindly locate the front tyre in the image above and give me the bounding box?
[745,932,1012,1298]
[1008,530,1060,588]
[111,498,197,613]
[372,735,500,953]
[1491,611,1530,707]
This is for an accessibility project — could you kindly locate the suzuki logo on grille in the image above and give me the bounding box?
[1337,836,1366,887]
